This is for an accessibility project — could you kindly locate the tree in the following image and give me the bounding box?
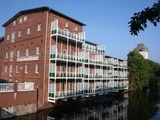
[129,0,160,35]
[127,50,150,91]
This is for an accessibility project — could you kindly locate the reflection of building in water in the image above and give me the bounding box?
[47,99,128,120]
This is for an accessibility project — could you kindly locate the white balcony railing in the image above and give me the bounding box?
[0,83,14,92]
[18,82,35,91]
[17,55,39,62]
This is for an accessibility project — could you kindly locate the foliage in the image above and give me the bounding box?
[147,60,160,97]
[127,50,160,92]
[127,50,150,91]
[129,0,160,35]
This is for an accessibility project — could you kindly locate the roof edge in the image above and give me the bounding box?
[2,6,86,27]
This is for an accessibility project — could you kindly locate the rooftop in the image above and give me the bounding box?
[2,6,86,27]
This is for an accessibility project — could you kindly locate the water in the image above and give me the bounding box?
[5,92,160,120]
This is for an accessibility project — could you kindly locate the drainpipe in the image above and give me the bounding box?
[43,8,50,106]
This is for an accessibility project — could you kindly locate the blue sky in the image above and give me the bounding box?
[0,0,159,63]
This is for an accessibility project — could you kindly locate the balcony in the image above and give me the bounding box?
[48,81,128,103]
[50,52,84,63]
[49,71,83,79]
[51,27,85,43]
[17,55,39,62]
[0,83,14,92]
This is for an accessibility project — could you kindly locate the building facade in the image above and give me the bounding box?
[134,43,148,59]
[1,6,128,109]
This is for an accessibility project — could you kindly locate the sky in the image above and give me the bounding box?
[0,0,160,63]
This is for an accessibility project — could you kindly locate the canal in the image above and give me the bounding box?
[5,91,160,120]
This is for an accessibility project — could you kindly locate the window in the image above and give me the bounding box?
[37,24,41,31]
[18,30,21,37]
[35,64,39,73]
[72,51,76,59]
[19,18,22,24]
[74,25,77,31]
[16,65,19,73]
[26,48,29,56]
[5,65,8,73]
[64,28,69,36]
[9,65,13,77]
[24,16,27,22]
[27,27,30,34]
[17,50,20,57]
[10,51,14,61]
[6,52,8,58]
[63,49,67,58]
[62,65,66,72]
[36,46,40,54]
[65,22,68,27]
[25,65,28,73]
[7,35,9,40]
[11,32,15,42]
[13,21,16,26]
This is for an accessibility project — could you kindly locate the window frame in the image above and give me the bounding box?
[35,64,39,73]
[27,27,30,34]
[37,23,42,31]
[25,64,29,73]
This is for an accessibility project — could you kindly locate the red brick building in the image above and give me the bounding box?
[1,6,128,110]
[0,37,4,79]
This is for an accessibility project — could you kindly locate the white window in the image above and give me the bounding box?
[16,65,19,73]
[26,48,29,56]
[6,52,8,58]
[5,65,8,73]
[64,28,69,36]
[17,50,20,57]
[10,51,14,61]
[7,35,9,40]
[65,22,68,27]
[35,64,39,73]
[11,32,15,42]
[37,24,41,31]
[13,21,16,26]
[27,27,30,34]
[74,25,77,31]
[36,46,40,54]
[63,49,67,58]
[19,18,22,24]
[25,65,28,73]
[9,65,13,77]
[18,30,21,37]
[24,16,27,22]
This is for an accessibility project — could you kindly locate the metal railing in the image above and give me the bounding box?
[18,82,35,91]
[0,83,14,92]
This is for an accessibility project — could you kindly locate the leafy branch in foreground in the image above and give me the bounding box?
[129,1,160,35]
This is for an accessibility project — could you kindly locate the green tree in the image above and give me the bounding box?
[147,60,160,98]
[127,50,150,91]
[129,0,160,35]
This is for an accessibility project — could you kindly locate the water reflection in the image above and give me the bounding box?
[7,92,160,120]
[46,99,128,120]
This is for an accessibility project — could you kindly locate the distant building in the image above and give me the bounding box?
[134,43,148,59]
